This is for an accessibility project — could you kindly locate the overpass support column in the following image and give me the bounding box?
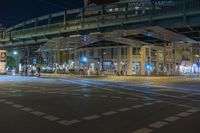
[127,46,133,76]
[117,46,122,71]
[140,47,146,76]
[94,48,98,70]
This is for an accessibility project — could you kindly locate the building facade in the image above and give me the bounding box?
[74,43,179,76]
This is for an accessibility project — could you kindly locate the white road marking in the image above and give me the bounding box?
[21,107,34,112]
[47,92,57,94]
[187,109,199,113]
[149,121,168,128]
[4,101,14,105]
[31,111,46,116]
[110,96,122,99]
[58,119,80,126]
[132,105,144,108]
[43,115,60,121]
[70,93,81,96]
[155,100,163,103]
[12,104,24,108]
[126,97,137,100]
[84,94,91,97]
[164,116,180,122]
[181,93,195,98]
[82,115,101,120]
[0,99,7,102]
[118,107,131,112]
[101,95,108,98]
[144,102,154,106]
[177,112,192,117]
[131,128,153,133]
[102,111,117,116]
[57,120,69,126]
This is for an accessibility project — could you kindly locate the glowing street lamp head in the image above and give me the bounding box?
[13,51,18,55]
[146,64,150,69]
[83,57,87,62]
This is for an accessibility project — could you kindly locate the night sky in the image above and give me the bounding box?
[0,0,83,27]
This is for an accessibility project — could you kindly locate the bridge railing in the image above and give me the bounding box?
[4,0,200,40]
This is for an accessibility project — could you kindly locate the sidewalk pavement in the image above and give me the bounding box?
[40,73,200,83]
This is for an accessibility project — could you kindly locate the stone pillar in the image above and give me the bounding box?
[156,62,159,76]
[86,49,90,69]
[117,46,121,71]
[140,46,146,76]
[127,46,133,76]
[94,48,98,70]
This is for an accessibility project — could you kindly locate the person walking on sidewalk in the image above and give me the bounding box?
[36,65,41,77]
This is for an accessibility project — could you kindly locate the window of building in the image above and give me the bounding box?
[151,49,157,56]
[121,47,127,56]
[80,50,86,57]
[146,48,149,56]
[133,48,141,55]
[89,49,94,57]
[113,48,117,58]
[98,49,102,57]
[104,48,112,58]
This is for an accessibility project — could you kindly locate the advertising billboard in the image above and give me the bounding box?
[0,50,6,74]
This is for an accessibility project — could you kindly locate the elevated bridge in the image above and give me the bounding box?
[0,0,200,48]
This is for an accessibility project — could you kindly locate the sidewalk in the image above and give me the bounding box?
[40,73,200,83]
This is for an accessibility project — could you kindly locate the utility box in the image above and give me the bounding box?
[0,50,7,74]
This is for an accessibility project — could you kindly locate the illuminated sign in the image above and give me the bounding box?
[0,50,6,73]
[128,1,175,7]
[0,51,6,62]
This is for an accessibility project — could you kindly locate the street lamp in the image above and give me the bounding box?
[13,51,18,55]
[83,57,87,63]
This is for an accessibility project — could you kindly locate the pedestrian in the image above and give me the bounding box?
[36,66,41,77]
[121,70,123,76]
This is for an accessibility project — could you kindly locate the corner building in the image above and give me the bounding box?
[76,42,179,76]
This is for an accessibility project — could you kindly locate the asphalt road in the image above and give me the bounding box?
[0,76,199,133]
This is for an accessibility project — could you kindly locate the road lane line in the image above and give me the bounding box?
[101,95,108,98]
[144,102,154,106]
[110,96,122,99]
[155,100,163,103]
[4,101,14,105]
[57,120,69,126]
[70,93,81,96]
[12,104,24,108]
[177,112,192,117]
[149,121,168,128]
[58,119,80,126]
[118,107,132,112]
[83,94,91,97]
[187,109,199,113]
[21,107,34,112]
[131,105,144,108]
[31,111,46,116]
[82,115,101,120]
[131,128,153,133]
[43,115,60,121]
[164,116,180,122]
[126,97,137,100]
[0,99,7,102]
[102,111,117,116]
